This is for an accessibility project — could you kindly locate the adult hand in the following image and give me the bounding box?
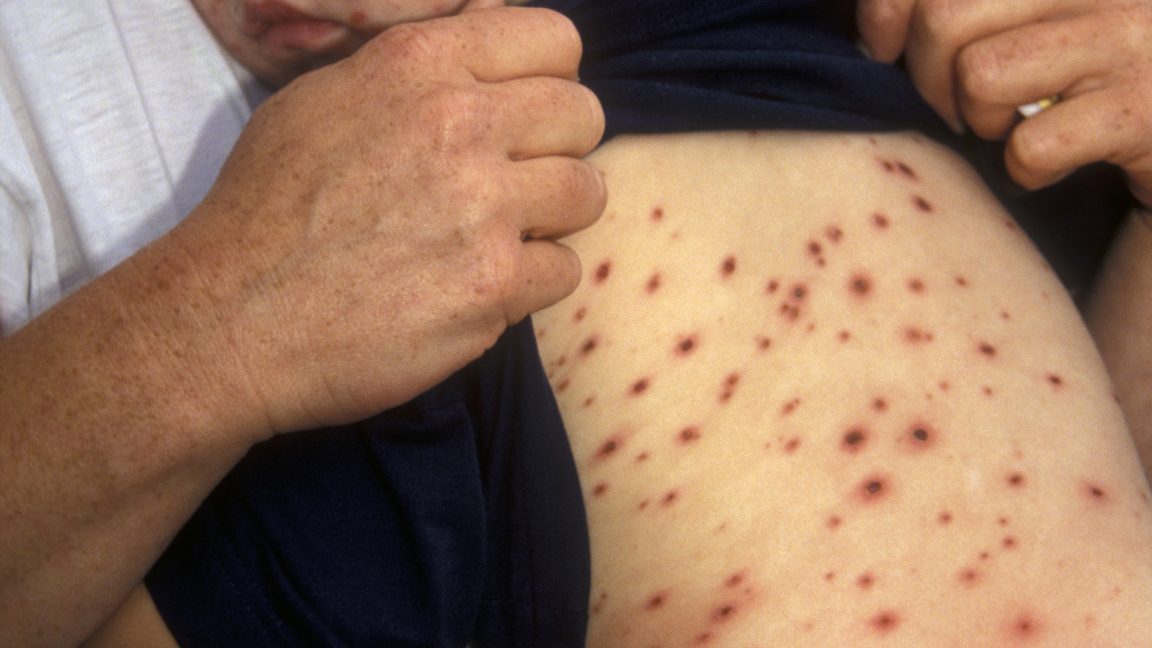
[163,6,605,434]
[857,0,1152,206]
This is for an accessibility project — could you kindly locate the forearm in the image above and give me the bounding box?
[1087,208,1152,480]
[0,231,267,646]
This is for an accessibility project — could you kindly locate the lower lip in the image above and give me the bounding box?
[260,18,345,52]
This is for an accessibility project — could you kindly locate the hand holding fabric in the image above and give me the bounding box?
[857,0,1152,206]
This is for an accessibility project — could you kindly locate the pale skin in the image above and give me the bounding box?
[857,0,1152,484]
[0,4,605,646]
[27,0,1152,646]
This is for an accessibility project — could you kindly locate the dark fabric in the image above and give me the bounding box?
[542,0,948,140]
[148,320,590,647]
[148,0,1123,646]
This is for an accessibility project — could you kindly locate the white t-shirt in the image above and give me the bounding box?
[0,0,267,333]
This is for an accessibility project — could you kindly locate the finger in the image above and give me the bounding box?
[503,238,583,323]
[488,77,605,159]
[374,7,583,82]
[956,14,1119,139]
[1006,85,1151,190]
[903,0,1072,131]
[856,0,917,63]
[502,156,607,240]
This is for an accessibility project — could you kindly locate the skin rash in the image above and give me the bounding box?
[535,129,1152,647]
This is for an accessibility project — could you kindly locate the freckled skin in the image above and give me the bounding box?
[532,132,1152,647]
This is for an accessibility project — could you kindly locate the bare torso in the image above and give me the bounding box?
[535,130,1152,647]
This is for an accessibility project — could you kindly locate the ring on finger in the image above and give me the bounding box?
[1018,94,1062,119]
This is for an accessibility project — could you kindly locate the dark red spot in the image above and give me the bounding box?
[958,568,981,588]
[837,330,852,343]
[630,378,651,396]
[1046,373,1064,388]
[856,572,876,590]
[555,378,570,393]
[824,571,837,582]
[878,158,896,173]
[594,261,611,284]
[938,511,954,525]
[907,278,925,294]
[955,275,970,287]
[872,212,890,229]
[792,284,809,300]
[781,398,801,416]
[349,10,368,26]
[638,499,650,510]
[645,592,668,610]
[869,610,902,635]
[872,398,889,413]
[582,396,596,408]
[1010,613,1042,640]
[1007,472,1026,488]
[720,256,737,277]
[719,372,741,403]
[592,482,609,497]
[596,438,622,460]
[579,335,599,356]
[635,452,650,463]
[978,342,998,358]
[849,273,873,297]
[857,475,891,503]
[841,427,869,454]
[779,303,802,322]
[904,423,936,451]
[1002,535,1018,549]
[1000,311,1012,321]
[694,632,713,645]
[765,279,780,294]
[756,336,773,352]
[676,334,699,356]
[1084,482,1109,502]
[807,240,823,257]
[896,161,918,180]
[573,307,587,323]
[661,490,679,507]
[827,515,843,530]
[826,225,844,243]
[678,426,702,445]
[646,273,662,294]
[725,571,747,588]
[982,385,995,397]
[912,195,934,213]
[903,326,934,344]
[784,437,802,454]
[651,206,665,222]
[712,603,737,622]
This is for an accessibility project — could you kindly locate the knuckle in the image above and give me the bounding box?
[1008,124,1063,183]
[535,8,582,59]
[374,21,445,65]
[916,0,967,43]
[955,42,1003,104]
[418,87,493,151]
[1114,4,1152,54]
[862,0,910,30]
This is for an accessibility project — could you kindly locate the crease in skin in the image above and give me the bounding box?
[535,129,1152,647]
